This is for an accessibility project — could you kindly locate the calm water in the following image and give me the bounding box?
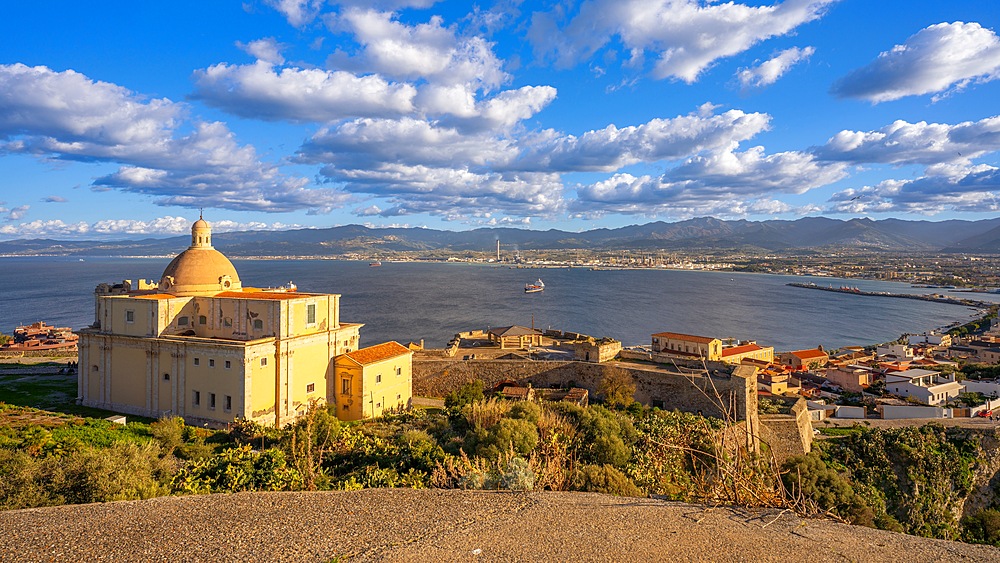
[0,256,990,351]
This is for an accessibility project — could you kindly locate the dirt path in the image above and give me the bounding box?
[0,490,997,562]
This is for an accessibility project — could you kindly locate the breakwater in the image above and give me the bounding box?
[787,282,991,308]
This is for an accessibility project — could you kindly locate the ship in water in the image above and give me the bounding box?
[369,260,382,267]
[524,279,544,293]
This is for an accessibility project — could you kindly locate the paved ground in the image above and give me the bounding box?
[1,489,997,562]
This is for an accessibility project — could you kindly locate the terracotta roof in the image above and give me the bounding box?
[342,341,410,365]
[721,344,763,357]
[133,293,181,300]
[651,332,717,344]
[791,349,828,359]
[214,291,309,300]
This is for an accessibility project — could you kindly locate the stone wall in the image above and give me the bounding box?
[414,358,756,424]
[758,398,813,463]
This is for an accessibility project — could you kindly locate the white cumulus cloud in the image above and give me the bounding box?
[236,37,287,65]
[832,21,1000,103]
[737,46,815,88]
[529,0,835,83]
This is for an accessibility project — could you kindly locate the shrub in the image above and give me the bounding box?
[508,401,541,424]
[577,406,635,467]
[150,417,185,456]
[598,367,636,408]
[445,380,485,409]
[473,418,539,460]
[782,452,873,526]
[961,509,1000,546]
[570,464,641,497]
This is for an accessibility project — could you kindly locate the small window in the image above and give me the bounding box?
[125,310,135,323]
[92,365,99,372]
[163,373,170,381]
[396,366,402,376]
[342,404,348,410]
[376,374,382,384]
[193,358,200,366]
[224,360,231,369]
[376,402,381,409]
[397,394,401,400]
[193,390,200,406]
[224,317,232,327]
[225,395,232,411]
[306,303,317,325]
[342,379,350,394]
[260,357,267,366]
[199,315,207,325]
[253,319,263,330]
[209,393,216,410]
[209,359,215,368]
[306,383,315,393]
[178,316,189,326]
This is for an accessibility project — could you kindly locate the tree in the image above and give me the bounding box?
[598,367,636,409]
[445,380,485,409]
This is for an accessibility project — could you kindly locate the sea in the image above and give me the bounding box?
[1,256,995,351]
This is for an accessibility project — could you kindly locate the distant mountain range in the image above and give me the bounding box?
[4,216,1000,256]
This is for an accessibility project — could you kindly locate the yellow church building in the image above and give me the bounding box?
[77,216,411,426]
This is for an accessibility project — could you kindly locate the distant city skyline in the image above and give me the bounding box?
[1,0,999,239]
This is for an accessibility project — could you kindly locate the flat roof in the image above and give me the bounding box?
[651,332,716,344]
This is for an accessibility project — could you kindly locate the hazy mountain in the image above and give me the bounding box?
[5,216,1000,256]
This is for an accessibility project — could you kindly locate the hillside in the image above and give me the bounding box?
[5,216,1000,256]
[1,489,997,562]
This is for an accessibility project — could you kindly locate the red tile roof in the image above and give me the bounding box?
[651,332,717,344]
[133,293,180,300]
[791,349,828,360]
[342,341,410,365]
[721,344,763,357]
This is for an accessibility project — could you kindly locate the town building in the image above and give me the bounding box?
[826,365,874,393]
[720,342,774,365]
[78,216,409,426]
[651,332,723,360]
[885,368,963,406]
[779,348,829,370]
[333,341,412,421]
[908,332,952,348]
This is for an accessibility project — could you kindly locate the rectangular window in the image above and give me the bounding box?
[193,358,200,366]
[125,310,135,323]
[178,316,189,326]
[163,373,170,381]
[306,303,317,324]
[306,383,315,393]
[253,319,263,330]
[376,374,382,384]
[342,378,350,394]
[260,357,267,366]
[225,395,232,412]
[223,317,232,327]
[209,393,216,410]
[397,394,401,400]
[396,366,402,376]
[199,315,207,325]
[209,359,215,368]
[193,390,200,406]
[224,360,231,369]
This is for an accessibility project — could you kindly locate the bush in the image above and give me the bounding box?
[782,452,873,526]
[577,406,636,467]
[445,380,485,409]
[961,509,1000,546]
[598,367,636,408]
[570,464,641,497]
[150,417,185,456]
[472,418,539,460]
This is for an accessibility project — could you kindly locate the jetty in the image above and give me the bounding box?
[787,282,992,308]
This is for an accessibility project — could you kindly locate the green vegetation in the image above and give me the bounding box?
[789,423,999,542]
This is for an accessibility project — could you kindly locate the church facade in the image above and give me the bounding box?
[77,217,410,426]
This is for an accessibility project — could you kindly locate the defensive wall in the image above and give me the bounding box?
[414,358,767,453]
[758,397,813,461]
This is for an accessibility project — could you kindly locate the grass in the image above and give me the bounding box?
[0,370,156,422]
[817,426,864,437]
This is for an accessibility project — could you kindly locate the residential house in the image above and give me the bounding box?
[651,332,722,360]
[779,348,829,370]
[885,368,964,406]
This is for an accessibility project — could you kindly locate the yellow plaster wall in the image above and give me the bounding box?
[181,345,248,423]
[109,346,147,407]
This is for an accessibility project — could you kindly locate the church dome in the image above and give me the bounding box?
[159,216,242,296]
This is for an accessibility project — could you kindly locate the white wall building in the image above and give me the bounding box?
[885,369,964,406]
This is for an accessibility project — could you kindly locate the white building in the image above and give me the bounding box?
[885,369,964,406]
[907,332,952,347]
[876,343,918,362]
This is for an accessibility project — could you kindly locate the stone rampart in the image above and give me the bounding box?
[414,359,756,424]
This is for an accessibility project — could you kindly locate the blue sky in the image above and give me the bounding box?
[1,0,999,239]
